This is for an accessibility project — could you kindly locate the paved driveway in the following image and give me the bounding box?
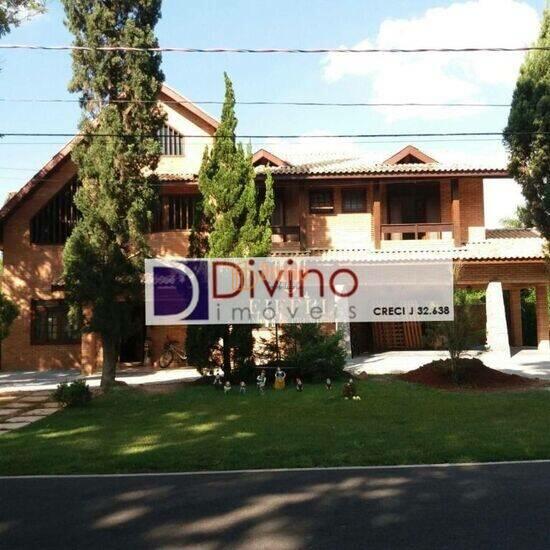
[0,367,200,394]
[346,348,550,380]
[1,462,550,549]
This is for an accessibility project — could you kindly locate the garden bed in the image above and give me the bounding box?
[398,358,545,391]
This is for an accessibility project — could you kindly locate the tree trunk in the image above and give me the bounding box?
[222,324,231,377]
[101,333,118,391]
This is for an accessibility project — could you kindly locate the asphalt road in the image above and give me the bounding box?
[1,462,550,549]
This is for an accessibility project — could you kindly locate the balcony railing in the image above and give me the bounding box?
[381,223,454,241]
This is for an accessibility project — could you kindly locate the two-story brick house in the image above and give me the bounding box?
[0,87,548,372]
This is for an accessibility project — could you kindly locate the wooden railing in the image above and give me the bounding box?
[271,225,301,242]
[380,223,454,241]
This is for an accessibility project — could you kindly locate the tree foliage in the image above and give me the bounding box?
[187,73,274,374]
[0,0,44,37]
[504,10,550,244]
[0,291,18,341]
[61,0,165,389]
[500,205,533,229]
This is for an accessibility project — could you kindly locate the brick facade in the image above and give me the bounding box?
[0,95,547,371]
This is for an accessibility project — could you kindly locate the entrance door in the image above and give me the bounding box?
[119,305,145,363]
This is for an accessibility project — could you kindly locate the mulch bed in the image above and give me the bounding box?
[397,358,547,391]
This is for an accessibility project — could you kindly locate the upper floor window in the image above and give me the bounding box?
[30,177,80,245]
[158,124,184,156]
[342,189,366,213]
[152,195,196,231]
[31,300,80,345]
[309,189,334,214]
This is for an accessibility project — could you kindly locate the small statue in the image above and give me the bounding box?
[325,378,332,390]
[213,372,224,390]
[239,381,247,394]
[274,366,286,390]
[256,370,267,394]
[296,377,304,392]
[342,378,358,400]
[223,380,231,394]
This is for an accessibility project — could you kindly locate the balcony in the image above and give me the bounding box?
[380,222,454,249]
[271,225,301,251]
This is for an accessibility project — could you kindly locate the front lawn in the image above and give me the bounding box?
[1,379,550,475]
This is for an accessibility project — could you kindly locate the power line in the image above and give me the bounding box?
[0,44,546,54]
[0,131,538,139]
[0,98,512,107]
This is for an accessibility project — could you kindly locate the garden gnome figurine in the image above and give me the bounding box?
[342,378,357,400]
[296,377,304,392]
[224,380,231,394]
[239,381,247,394]
[274,366,286,390]
[325,378,332,390]
[257,370,267,394]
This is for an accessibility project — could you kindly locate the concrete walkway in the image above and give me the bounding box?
[0,391,61,435]
[346,348,550,380]
[0,366,201,394]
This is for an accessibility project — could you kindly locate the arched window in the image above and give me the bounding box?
[30,177,81,245]
[158,124,184,156]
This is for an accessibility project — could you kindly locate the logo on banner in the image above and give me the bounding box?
[152,260,209,321]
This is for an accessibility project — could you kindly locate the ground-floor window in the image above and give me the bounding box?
[31,300,80,345]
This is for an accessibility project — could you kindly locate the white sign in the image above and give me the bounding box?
[145,257,454,325]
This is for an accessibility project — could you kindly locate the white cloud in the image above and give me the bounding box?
[322,0,540,121]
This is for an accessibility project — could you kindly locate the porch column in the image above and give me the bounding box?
[298,183,307,250]
[485,281,511,357]
[535,285,550,352]
[373,182,381,249]
[451,178,461,246]
[509,288,523,348]
[336,321,352,358]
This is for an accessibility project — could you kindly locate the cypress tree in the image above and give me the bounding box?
[504,10,550,244]
[61,0,165,390]
[187,73,274,375]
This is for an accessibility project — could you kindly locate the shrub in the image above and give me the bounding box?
[0,291,19,341]
[280,324,347,382]
[53,380,92,407]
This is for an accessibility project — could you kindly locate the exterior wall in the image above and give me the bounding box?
[459,178,485,242]
[305,184,373,249]
[156,101,213,176]
[1,159,81,371]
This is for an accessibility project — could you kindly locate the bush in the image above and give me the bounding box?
[53,380,92,407]
[280,324,347,382]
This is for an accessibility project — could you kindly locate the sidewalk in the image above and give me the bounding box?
[0,366,201,394]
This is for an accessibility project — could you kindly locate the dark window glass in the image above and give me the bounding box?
[342,189,366,213]
[152,195,196,231]
[309,189,334,214]
[31,300,80,345]
[157,124,184,156]
[271,190,285,226]
[30,178,81,245]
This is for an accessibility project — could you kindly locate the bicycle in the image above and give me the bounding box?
[159,339,187,369]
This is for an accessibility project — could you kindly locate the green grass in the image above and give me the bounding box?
[1,379,550,475]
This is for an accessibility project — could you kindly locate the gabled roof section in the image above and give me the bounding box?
[0,85,219,224]
[252,149,288,167]
[159,84,219,134]
[383,145,437,165]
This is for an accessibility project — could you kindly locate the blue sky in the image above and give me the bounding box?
[0,0,546,225]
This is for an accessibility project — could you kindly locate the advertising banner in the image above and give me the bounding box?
[145,257,454,325]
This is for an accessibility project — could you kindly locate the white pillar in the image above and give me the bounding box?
[485,282,511,357]
[336,321,353,358]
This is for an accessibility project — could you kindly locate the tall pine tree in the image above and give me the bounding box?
[61,0,165,389]
[187,73,274,375]
[504,9,550,245]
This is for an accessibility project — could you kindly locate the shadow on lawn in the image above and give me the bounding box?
[2,463,550,548]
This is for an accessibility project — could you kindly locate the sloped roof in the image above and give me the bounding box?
[271,236,546,261]
[485,228,540,239]
[0,85,219,223]
[383,145,437,165]
[256,158,508,178]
